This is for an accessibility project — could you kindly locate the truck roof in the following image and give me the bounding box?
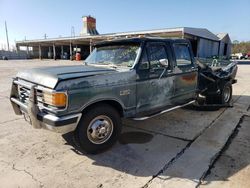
[94,37,188,46]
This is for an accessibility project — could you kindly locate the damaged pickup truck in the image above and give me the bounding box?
[10,37,237,153]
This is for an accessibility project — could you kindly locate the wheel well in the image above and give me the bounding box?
[82,100,124,117]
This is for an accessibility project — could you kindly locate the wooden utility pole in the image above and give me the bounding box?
[5,21,10,51]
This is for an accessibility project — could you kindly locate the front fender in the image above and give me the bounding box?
[79,97,125,112]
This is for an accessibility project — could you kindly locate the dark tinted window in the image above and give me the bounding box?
[174,44,192,66]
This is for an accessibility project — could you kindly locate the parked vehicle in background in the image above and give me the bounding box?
[247,52,250,59]
[231,53,247,60]
[10,37,238,154]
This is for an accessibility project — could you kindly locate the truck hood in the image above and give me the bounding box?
[17,65,116,89]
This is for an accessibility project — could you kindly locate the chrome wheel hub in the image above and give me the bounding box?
[87,115,113,144]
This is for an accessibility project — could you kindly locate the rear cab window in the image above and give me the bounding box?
[173,43,193,67]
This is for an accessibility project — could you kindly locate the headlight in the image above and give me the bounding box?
[43,91,67,108]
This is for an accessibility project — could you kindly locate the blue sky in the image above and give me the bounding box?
[0,0,249,47]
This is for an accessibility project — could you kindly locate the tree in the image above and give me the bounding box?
[233,40,239,44]
[232,41,250,54]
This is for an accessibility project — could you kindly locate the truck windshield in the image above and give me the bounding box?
[85,44,140,68]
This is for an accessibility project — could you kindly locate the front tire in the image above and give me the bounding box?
[74,104,122,154]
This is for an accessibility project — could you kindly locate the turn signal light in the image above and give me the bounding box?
[43,92,67,107]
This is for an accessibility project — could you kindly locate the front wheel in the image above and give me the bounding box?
[74,104,122,154]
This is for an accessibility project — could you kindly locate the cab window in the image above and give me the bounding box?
[147,44,168,69]
[173,44,192,66]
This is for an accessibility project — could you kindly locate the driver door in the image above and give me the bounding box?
[136,42,174,116]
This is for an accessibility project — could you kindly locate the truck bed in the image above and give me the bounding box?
[196,59,238,96]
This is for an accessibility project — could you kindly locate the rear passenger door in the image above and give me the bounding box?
[172,43,198,104]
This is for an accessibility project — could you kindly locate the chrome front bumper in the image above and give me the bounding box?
[10,97,82,133]
[10,80,82,134]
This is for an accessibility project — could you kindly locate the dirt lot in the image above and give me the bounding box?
[0,60,250,188]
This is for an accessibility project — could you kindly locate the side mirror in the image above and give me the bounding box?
[159,59,169,67]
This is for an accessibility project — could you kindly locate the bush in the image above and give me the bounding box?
[232,41,250,54]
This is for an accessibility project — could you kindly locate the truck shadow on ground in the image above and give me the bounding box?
[62,94,250,183]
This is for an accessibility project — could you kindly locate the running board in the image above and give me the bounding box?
[132,100,195,121]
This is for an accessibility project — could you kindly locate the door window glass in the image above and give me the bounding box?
[147,44,168,69]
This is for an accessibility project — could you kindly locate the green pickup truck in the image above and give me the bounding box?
[10,37,238,153]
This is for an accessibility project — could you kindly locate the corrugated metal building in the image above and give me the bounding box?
[217,33,232,57]
[16,16,231,60]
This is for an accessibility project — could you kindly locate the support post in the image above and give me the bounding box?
[26,45,29,55]
[49,46,51,59]
[70,42,72,61]
[39,44,42,59]
[61,45,64,59]
[16,45,20,52]
[89,39,93,53]
[53,43,56,60]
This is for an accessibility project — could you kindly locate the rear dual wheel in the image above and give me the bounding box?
[221,82,232,104]
[206,82,232,105]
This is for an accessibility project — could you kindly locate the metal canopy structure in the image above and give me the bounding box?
[16,27,230,60]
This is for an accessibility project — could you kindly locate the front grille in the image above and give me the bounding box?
[15,79,65,111]
[36,89,44,103]
[18,86,30,104]
[18,85,44,106]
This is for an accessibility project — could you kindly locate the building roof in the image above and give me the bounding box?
[216,33,231,43]
[94,37,188,46]
[183,27,219,41]
[16,27,221,46]
[102,27,183,37]
[216,33,228,40]
[101,27,220,41]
